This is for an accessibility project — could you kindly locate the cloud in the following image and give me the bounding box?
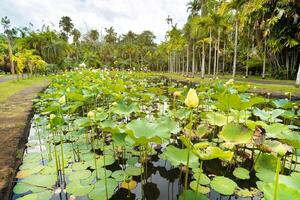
[0,0,189,42]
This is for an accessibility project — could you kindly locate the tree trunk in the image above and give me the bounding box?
[216,28,220,76]
[232,17,238,78]
[213,42,217,77]
[186,45,189,73]
[8,40,15,75]
[208,28,212,75]
[129,53,132,69]
[296,63,300,87]
[286,50,289,80]
[262,38,267,79]
[222,40,226,75]
[192,41,195,75]
[201,42,205,79]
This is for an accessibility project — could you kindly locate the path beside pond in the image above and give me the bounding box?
[0,81,49,200]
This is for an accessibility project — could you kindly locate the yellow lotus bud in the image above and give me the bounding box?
[185,89,199,108]
[225,79,234,85]
[59,95,66,104]
[173,91,181,98]
[87,111,95,118]
[50,114,56,120]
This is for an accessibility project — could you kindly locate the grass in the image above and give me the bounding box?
[0,76,50,103]
[158,73,300,94]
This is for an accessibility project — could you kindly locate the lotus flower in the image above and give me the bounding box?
[185,89,199,108]
[173,91,181,97]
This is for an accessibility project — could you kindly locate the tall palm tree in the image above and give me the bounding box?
[228,0,247,78]
[1,16,16,76]
[59,16,74,41]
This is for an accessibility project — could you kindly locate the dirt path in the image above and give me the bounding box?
[0,83,48,200]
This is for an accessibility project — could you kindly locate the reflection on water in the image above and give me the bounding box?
[12,122,263,200]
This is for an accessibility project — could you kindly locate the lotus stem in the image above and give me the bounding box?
[103,131,108,200]
[184,110,193,192]
[195,160,203,200]
[91,128,99,180]
[59,130,66,186]
[273,156,281,200]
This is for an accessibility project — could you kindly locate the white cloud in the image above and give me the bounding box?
[0,0,189,42]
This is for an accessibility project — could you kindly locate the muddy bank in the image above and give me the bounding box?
[0,84,48,200]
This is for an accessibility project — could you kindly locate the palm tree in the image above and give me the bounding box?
[228,0,247,78]
[1,16,16,76]
[59,16,74,41]
[296,63,300,87]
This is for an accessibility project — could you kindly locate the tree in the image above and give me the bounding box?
[1,16,16,76]
[59,16,74,41]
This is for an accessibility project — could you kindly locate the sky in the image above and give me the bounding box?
[0,0,189,42]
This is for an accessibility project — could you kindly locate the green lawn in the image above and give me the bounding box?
[159,73,300,94]
[0,76,50,103]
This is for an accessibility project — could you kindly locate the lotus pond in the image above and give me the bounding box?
[12,70,300,200]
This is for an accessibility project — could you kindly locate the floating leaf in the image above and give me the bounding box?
[178,190,209,200]
[159,145,198,166]
[219,123,253,144]
[190,181,210,194]
[210,176,237,196]
[233,167,250,180]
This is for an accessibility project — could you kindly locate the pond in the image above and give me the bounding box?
[11,70,300,200]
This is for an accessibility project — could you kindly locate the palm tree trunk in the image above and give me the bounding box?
[186,45,189,73]
[262,38,267,79]
[216,28,220,76]
[222,40,226,75]
[130,53,132,69]
[232,18,238,78]
[296,63,300,87]
[208,28,212,75]
[213,42,217,77]
[286,50,289,80]
[192,41,195,75]
[201,42,205,79]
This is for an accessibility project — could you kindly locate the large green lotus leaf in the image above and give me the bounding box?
[125,166,144,176]
[174,108,191,120]
[265,123,300,148]
[36,190,53,200]
[205,112,233,127]
[111,101,139,116]
[112,132,126,146]
[263,140,291,156]
[157,117,181,134]
[126,118,171,143]
[256,169,275,182]
[22,174,56,188]
[72,162,89,171]
[111,170,127,182]
[216,94,264,111]
[17,165,44,178]
[279,172,300,191]
[95,111,108,122]
[189,181,210,194]
[210,176,237,196]
[19,161,41,170]
[260,182,300,200]
[126,156,139,166]
[272,99,292,109]
[66,181,94,196]
[192,173,211,185]
[195,124,210,138]
[219,123,253,144]
[89,178,118,200]
[233,167,250,180]
[13,182,46,194]
[159,145,198,166]
[253,108,285,122]
[195,146,233,161]
[95,168,112,179]
[254,153,277,172]
[40,166,57,175]
[236,188,260,198]
[178,190,209,200]
[73,117,91,128]
[66,92,84,102]
[69,170,91,182]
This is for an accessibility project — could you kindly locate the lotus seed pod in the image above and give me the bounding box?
[87,111,95,118]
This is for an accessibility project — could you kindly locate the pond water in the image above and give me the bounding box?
[12,121,263,200]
